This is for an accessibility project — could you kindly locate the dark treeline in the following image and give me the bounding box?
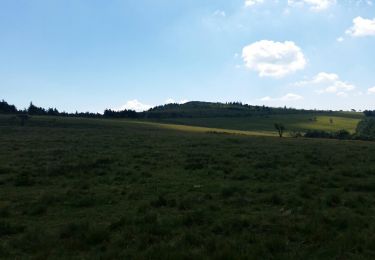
[303,129,352,140]
[103,109,138,118]
[1,100,333,119]
[364,110,375,117]
[0,99,371,120]
[0,100,135,119]
[24,102,103,118]
[0,100,17,114]
[144,101,334,118]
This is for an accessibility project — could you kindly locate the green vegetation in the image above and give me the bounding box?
[150,113,363,135]
[356,118,375,141]
[1,115,375,258]
[145,101,312,118]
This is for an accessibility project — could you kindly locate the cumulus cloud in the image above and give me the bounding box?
[294,72,356,96]
[117,99,152,112]
[261,93,303,102]
[165,98,189,104]
[287,0,336,11]
[346,17,375,37]
[368,86,375,94]
[242,40,306,78]
[245,0,264,7]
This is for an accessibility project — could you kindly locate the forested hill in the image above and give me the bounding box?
[0,99,368,119]
[142,101,334,118]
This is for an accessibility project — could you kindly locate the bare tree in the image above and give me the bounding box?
[274,123,285,138]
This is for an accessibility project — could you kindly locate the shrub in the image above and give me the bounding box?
[355,118,375,141]
[304,130,333,139]
[333,129,351,140]
[304,130,352,140]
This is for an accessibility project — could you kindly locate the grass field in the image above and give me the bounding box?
[150,112,363,135]
[1,115,375,259]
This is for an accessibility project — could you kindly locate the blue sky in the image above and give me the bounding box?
[1,0,374,112]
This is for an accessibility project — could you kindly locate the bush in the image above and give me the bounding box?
[304,130,333,139]
[355,118,375,141]
[304,130,352,140]
[363,110,375,117]
[333,129,351,140]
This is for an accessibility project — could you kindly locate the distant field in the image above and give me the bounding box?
[149,112,363,135]
[1,115,375,258]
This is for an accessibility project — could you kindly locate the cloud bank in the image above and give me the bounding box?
[295,72,356,97]
[287,0,336,11]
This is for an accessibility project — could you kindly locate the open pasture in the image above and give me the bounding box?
[1,116,375,259]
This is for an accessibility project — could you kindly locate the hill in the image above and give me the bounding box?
[142,101,364,135]
[143,101,334,118]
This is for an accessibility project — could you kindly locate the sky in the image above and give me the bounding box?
[0,0,375,112]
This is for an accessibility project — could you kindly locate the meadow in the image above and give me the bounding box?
[149,112,363,135]
[1,115,375,259]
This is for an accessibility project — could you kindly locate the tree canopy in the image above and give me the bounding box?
[356,118,375,140]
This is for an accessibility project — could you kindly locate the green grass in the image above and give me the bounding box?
[149,112,363,135]
[1,115,375,259]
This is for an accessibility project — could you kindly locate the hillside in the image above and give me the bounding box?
[1,115,375,258]
[149,113,363,134]
[143,101,337,118]
[142,101,364,135]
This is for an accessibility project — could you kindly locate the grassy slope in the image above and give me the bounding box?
[149,112,363,135]
[1,116,375,258]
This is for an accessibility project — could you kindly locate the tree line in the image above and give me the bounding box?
[0,100,137,118]
[1,99,334,119]
[274,119,375,141]
[364,110,375,117]
[1,99,375,141]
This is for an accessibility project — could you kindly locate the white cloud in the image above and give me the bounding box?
[337,37,344,42]
[115,98,189,112]
[117,99,152,112]
[165,98,189,104]
[261,93,303,102]
[346,16,375,37]
[295,72,356,95]
[288,0,336,11]
[165,98,175,104]
[281,93,304,101]
[242,40,306,78]
[245,0,264,7]
[368,86,375,94]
